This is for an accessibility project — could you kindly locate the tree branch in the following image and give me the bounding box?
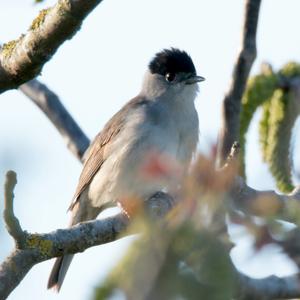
[0,0,104,94]
[19,79,90,161]
[3,171,26,248]
[236,272,300,300]
[0,172,173,299]
[0,214,129,299]
[231,176,300,223]
[279,228,300,270]
[217,0,261,165]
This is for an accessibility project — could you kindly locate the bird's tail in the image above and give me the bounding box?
[47,254,74,292]
[47,194,103,292]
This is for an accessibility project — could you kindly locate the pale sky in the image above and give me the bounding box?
[1,1,300,299]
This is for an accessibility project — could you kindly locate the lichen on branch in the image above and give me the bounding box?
[0,0,104,94]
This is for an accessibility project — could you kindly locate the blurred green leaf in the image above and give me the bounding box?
[93,215,234,300]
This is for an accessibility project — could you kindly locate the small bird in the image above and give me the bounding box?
[47,48,205,291]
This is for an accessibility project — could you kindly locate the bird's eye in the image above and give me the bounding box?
[165,73,176,82]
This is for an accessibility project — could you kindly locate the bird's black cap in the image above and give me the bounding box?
[149,48,196,76]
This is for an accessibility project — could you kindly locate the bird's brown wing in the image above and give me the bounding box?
[68,96,146,211]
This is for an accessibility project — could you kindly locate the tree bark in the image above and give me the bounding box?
[0,0,104,94]
[19,79,90,161]
[217,0,261,165]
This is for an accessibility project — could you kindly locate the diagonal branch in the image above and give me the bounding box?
[19,79,90,161]
[0,0,104,94]
[217,0,261,165]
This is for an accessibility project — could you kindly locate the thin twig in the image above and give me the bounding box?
[3,171,26,247]
[19,79,90,161]
[217,0,261,165]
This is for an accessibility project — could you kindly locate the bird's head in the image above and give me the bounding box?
[142,48,205,100]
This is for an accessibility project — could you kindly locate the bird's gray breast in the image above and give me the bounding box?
[175,108,199,164]
[88,98,199,207]
[145,99,199,164]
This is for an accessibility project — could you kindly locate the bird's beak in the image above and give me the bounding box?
[185,75,205,85]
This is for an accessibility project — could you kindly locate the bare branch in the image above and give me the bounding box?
[3,171,26,247]
[0,214,129,299]
[0,182,172,299]
[280,227,300,270]
[0,0,104,94]
[236,272,300,300]
[230,176,300,223]
[0,250,38,300]
[217,0,261,165]
[290,77,300,109]
[221,141,240,170]
[19,79,90,161]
